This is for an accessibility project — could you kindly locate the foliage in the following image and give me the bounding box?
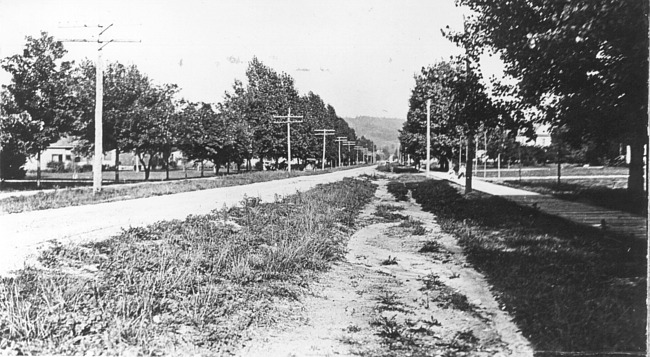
[72,61,151,162]
[399,58,502,170]
[1,32,77,156]
[0,103,38,179]
[449,0,649,193]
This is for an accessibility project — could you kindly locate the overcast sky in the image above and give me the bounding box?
[0,0,501,119]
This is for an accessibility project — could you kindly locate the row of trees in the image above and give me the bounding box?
[1,32,372,181]
[400,0,647,194]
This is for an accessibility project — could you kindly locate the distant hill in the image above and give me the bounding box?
[345,116,404,153]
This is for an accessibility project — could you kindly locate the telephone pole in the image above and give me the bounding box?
[60,24,139,194]
[344,141,355,165]
[354,146,363,164]
[335,136,346,167]
[426,99,431,173]
[314,129,335,170]
[273,108,303,172]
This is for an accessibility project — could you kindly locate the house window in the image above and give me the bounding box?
[65,155,72,161]
[74,157,81,163]
[51,154,63,162]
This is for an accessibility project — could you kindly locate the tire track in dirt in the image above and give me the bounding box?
[238,178,533,356]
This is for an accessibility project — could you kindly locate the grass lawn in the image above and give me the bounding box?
[390,178,646,355]
[471,165,629,178]
[0,166,362,214]
[0,177,377,356]
[500,178,646,215]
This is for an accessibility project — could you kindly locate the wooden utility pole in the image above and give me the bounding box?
[426,99,431,173]
[344,141,355,165]
[354,146,363,164]
[464,56,474,194]
[484,129,487,177]
[60,24,139,194]
[335,136,346,167]
[314,129,334,170]
[273,108,303,172]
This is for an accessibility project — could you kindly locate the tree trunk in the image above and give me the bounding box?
[200,161,204,177]
[227,162,230,174]
[628,140,645,195]
[164,153,170,180]
[36,151,42,188]
[138,153,150,181]
[465,134,474,194]
[440,158,449,172]
[115,147,120,183]
[0,147,3,189]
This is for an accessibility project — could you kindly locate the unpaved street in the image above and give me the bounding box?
[0,167,375,276]
[238,178,533,356]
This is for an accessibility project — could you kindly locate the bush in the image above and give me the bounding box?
[46,161,66,173]
[79,164,93,172]
[0,147,26,179]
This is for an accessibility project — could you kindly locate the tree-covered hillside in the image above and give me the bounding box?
[345,116,403,155]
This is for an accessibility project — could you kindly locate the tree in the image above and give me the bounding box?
[72,60,151,181]
[450,0,648,194]
[399,59,500,172]
[122,83,179,180]
[1,32,78,186]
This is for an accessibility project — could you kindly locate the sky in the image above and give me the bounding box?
[0,0,500,119]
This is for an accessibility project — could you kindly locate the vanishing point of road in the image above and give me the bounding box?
[0,166,376,276]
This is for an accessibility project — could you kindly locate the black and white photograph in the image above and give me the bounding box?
[0,0,647,356]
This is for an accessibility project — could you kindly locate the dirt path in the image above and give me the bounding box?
[238,178,533,356]
[0,167,375,277]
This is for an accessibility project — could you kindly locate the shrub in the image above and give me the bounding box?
[46,161,66,172]
[0,147,26,179]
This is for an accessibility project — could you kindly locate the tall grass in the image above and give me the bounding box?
[0,178,377,355]
[401,180,646,355]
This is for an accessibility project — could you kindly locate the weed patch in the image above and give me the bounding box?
[0,178,377,355]
[419,241,443,253]
[386,181,409,201]
[380,256,398,266]
[374,204,406,221]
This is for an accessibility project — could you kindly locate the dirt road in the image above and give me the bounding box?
[238,178,533,356]
[0,167,375,276]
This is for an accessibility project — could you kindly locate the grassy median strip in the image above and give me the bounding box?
[0,167,358,215]
[390,179,646,354]
[0,177,377,356]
